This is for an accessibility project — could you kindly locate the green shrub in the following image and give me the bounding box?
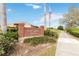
[57,26,64,30]
[44,29,59,38]
[24,36,56,46]
[0,31,18,55]
[44,29,50,36]
[7,28,17,32]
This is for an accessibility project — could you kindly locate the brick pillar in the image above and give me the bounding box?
[17,23,25,38]
[40,26,44,36]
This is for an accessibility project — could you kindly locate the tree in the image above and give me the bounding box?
[60,6,79,29]
[57,26,64,30]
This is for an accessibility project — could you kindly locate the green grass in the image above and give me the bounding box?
[40,46,56,56]
[38,43,56,56]
[67,27,79,37]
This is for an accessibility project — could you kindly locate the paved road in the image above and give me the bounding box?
[55,31,79,56]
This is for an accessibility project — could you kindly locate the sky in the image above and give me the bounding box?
[4,3,79,28]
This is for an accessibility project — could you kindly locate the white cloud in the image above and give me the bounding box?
[33,13,63,28]
[7,9,14,12]
[25,4,41,10]
[7,9,12,12]
[7,8,14,13]
[40,13,63,23]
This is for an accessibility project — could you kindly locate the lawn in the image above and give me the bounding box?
[38,43,56,56]
[67,27,79,37]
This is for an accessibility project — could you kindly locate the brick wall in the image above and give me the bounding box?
[16,23,44,38]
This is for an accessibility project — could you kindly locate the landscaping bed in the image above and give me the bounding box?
[24,29,59,46]
[11,28,60,56]
[8,28,60,56]
[24,36,56,46]
[10,43,56,56]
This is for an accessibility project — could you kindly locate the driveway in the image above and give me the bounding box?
[55,31,79,56]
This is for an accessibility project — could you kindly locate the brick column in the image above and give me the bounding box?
[40,26,44,36]
[17,23,25,38]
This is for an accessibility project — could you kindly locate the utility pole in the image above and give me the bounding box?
[48,4,52,29]
[0,3,7,33]
[44,3,46,29]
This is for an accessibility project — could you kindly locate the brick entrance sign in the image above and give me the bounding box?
[15,23,44,38]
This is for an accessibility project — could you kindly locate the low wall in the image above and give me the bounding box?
[16,23,44,38]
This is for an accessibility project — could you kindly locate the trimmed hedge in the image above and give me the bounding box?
[67,27,79,37]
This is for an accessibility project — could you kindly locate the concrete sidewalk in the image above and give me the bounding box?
[55,32,79,56]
